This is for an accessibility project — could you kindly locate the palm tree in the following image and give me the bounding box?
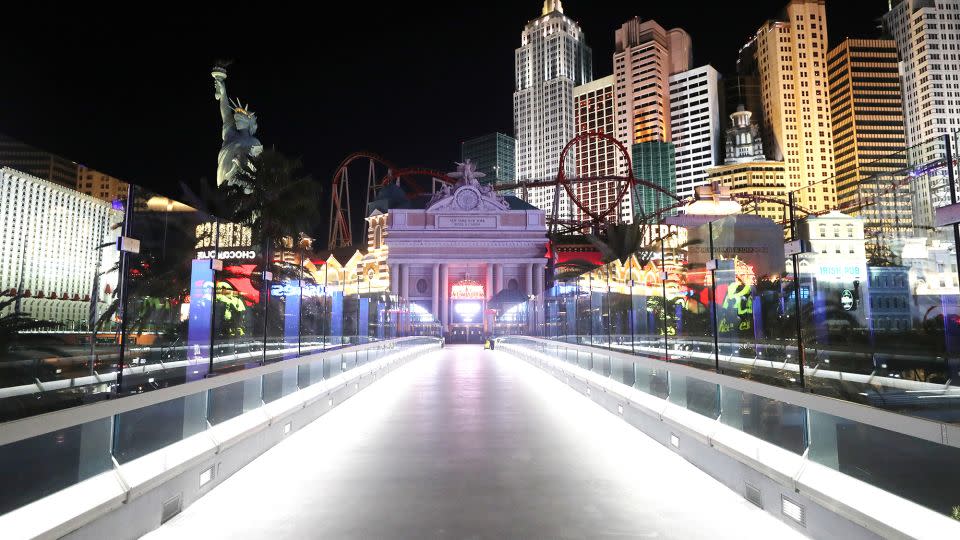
[221,149,323,261]
[584,217,649,265]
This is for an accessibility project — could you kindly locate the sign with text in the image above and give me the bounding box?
[437,215,496,229]
[451,279,485,299]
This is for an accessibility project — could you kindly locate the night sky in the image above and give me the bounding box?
[1,1,887,197]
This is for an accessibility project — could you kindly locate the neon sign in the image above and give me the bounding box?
[197,249,256,260]
[818,265,862,278]
[194,221,256,259]
[195,221,253,249]
[451,279,485,299]
[270,282,324,298]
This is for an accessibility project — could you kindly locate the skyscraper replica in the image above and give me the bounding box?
[827,38,911,234]
[883,0,960,227]
[613,17,691,219]
[513,0,593,220]
[614,18,692,146]
[742,0,837,215]
[668,65,723,200]
[574,75,631,223]
[461,133,517,192]
[633,142,677,217]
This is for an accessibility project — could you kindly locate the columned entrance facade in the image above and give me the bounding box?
[368,162,548,342]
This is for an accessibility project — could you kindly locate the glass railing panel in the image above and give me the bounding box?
[719,386,806,454]
[342,294,362,347]
[794,136,960,422]
[559,281,579,344]
[0,417,112,515]
[0,177,123,420]
[327,288,346,348]
[628,276,661,359]
[668,374,719,419]
[669,222,715,370]
[576,349,592,372]
[590,271,611,349]
[574,280,592,346]
[367,294,387,343]
[262,367,298,404]
[710,215,800,388]
[212,225,267,372]
[543,286,560,340]
[325,353,343,379]
[610,353,633,386]
[808,410,960,516]
[113,393,207,463]
[299,273,327,354]
[263,273,299,366]
[342,350,358,372]
[592,352,611,378]
[121,186,219,392]
[608,289,632,354]
[207,378,262,425]
[634,366,670,400]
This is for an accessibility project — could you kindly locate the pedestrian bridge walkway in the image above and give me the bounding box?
[142,346,801,540]
[3,337,959,539]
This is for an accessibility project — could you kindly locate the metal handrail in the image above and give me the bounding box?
[502,336,959,449]
[0,336,439,448]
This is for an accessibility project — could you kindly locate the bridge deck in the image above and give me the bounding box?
[143,346,803,539]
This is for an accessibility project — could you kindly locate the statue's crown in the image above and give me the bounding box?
[230,97,255,118]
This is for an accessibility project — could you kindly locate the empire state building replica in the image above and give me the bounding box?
[513,0,593,220]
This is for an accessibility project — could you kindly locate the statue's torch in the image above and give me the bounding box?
[212,65,227,99]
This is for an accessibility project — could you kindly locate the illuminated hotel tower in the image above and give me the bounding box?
[574,75,633,223]
[613,18,692,147]
[883,0,960,227]
[745,0,837,214]
[613,17,691,218]
[514,0,593,220]
[669,65,723,200]
[827,38,911,234]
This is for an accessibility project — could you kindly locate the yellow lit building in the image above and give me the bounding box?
[707,162,788,223]
[746,0,837,214]
[77,165,129,203]
[826,38,911,236]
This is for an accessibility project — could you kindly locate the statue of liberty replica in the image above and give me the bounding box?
[212,63,263,191]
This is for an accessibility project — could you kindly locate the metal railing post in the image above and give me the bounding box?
[788,191,806,389]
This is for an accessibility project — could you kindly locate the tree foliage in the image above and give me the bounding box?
[220,149,323,250]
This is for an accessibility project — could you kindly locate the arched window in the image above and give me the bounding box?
[374,226,383,249]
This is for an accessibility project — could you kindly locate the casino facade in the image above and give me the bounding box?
[321,162,549,342]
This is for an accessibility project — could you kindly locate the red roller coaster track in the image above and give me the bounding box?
[327,132,825,250]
